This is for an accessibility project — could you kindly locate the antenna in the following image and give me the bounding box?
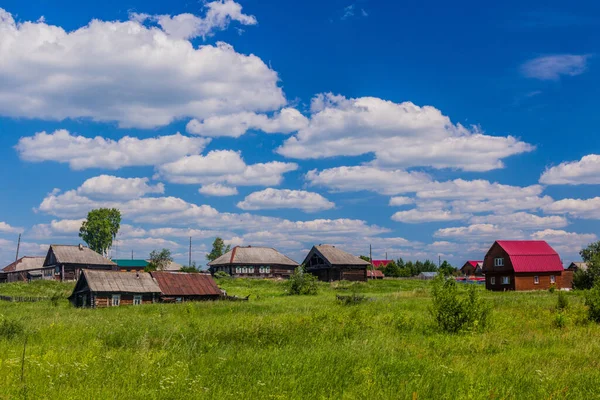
[15,233,21,263]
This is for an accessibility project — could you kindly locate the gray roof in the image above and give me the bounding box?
[82,270,161,293]
[419,272,439,277]
[3,256,46,272]
[208,246,298,266]
[569,262,588,270]
[49,245,116,266]
[311,245,370,266]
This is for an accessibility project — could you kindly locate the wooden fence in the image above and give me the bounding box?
[0,295,48,302]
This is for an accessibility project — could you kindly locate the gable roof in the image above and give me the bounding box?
[493,240,563,273]
[419,272,438,277]
[372,260,393,268]
[367,269,385,278]
[568,262,588,271]
[151,272,221,296]
[47,245,116,267]
[306,245,370,267]
[113,259,148,268]
[3,256,46,272]
[208,246,298,266]
[465,260,483,268]
[80,270,161,293]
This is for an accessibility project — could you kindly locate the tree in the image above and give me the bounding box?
[206,237,231,263]
[439,260,456,276]
[573,241,600,289]
[147,249,173,271]
[359,255,371,263]
[382,260,400,277]
[180,261,199,273]
[79,208,121,256]
[286,266,319,295]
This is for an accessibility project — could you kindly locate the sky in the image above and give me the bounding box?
[0,0,599,268]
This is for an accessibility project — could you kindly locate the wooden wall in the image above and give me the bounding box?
[212,265,296,278]
[485,273,516,291]
[92,294,155,308]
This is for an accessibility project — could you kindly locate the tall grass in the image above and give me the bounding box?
[0,279,597,399]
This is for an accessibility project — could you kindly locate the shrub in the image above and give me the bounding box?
[553,313,567,329]
[214,271,230,279]
[0,315,24,339]
[585,282,600,322]
[336,293,367,305]
[430,278,490,333]
[286,266,318,295]
[548,284,556,294]
[557,291,569,311]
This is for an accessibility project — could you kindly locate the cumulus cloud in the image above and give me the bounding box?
[469,212,568,229]
[392,209,469,223]
[0,221,23,234]
[543,197,600,219]
[389,196,414,206]
[277,94,534,171]
[16,130,209,170]
[0,8,284,128]
[186,108,309,137]
[199,183,239,196]
[530,229,597,258]
[131,1,257,40]
[237,188,335,212]
[434,224,525,242]
[521,54,590,80]
[77,175,164,200]
[156,150,298,187]
[540,154,600,185]
[29,219,84,239]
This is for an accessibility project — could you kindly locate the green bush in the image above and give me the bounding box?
[0,315,24,339]
[336,293,367,305]
[286,266,318,295]
[214,271,230,279]
[585,282,600,322]
[553,313,567,329]
[548,284,556,293]
[430,278,490,333]
[557,291,569,311]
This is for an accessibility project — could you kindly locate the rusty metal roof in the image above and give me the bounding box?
[82,270,161,293]
[151,272,221,296]
[49,245,116,266]
[208,246,298,266]
[367,269,385,278]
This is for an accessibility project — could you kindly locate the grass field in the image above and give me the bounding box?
[0,278,599,399]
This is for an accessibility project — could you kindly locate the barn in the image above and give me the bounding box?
[2,256,51,282]
[482,240,569,291]
[151,271,222,302]
[303,245,369,282]
[460,260,483,276]
[208,246,299,278]
[69,270,161,308]
[44,244,116,281]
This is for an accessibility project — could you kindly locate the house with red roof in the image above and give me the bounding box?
[371,260,393,269]
[482,240,569,291]
[460,260,483,276]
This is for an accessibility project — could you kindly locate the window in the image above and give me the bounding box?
[247,267,255,274]
[490,276,496,285]
[111,294,120,307]
[494,258,504,267]
[534,276,539,284]
[133,295,142,305]
[235,267,241,274]
[265,266,271,273]
[502,276,510,285]
[550,275,555,284]
[259,267,264,273]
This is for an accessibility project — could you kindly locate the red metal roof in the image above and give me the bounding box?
[371,260,393,268]
[466,260,483,268]
[495,241,563,273]
[367,269,385,278]
[151,272,221,296]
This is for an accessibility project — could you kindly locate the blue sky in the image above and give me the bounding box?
[0,0,599,267]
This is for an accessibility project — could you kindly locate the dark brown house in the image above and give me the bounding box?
[44,244,116,281]
[482,240,567,291]
[460,260,483,276]
[69,270,161,308]
[151,271,222,302]
[208,246,299,278]
[303,245,369,282]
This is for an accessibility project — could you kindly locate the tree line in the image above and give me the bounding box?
[360,256,456,277]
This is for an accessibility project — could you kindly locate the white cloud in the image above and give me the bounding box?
[237,188,335,212]
[306,166,432,195]
[392,209,469,223]
[29,219,84,239]
[434,224,525,242]
[16,130,209,170]
[132,1,257,40]
[186,108,308,137]
[540,154,600,185]
[0,221,22,234]
[469,212,568,229]
[543,197,600,219]
[156,150,298,186]
[521,54,590,80]
[77,175,164,200]
[277,93,534,171]
[0,8,284,128]
[389,196,414,206]
[199,183,239,196]
[531,229,597,258]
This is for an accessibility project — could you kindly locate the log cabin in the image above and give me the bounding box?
[460,260,483,276]
[208,246,299,278]
[69,270,161,308]
[151,271,222,302]
[2,256,50,282]
[43,244,116,281]
[482,240,570,291]
[303,245,369,282]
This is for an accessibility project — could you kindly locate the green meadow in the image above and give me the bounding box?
[0,278,599,399]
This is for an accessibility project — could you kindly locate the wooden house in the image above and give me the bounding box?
[460,260,483,276]
[69,270,161,308]
[482,240,568,291]
[2,256,51,282]
[112,259,148,272]
[44,244,116,281]
[567,262,588,272]
[417,271,438,280]
[303,245,369,282]
[208,246,299,278]
[151,271,221,302]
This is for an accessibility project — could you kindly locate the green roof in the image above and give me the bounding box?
[112,259,148,268]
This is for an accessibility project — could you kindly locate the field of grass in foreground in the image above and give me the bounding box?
[0,278,599,399]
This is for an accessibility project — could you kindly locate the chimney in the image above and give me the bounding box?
[78,244,83,251]
[136,271,140,279]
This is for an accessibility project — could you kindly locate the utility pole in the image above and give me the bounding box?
[438,255,441,268]
[131,250,133,260]
[385,251,388,260]
[15,233,21,263]
[189,236,192,268]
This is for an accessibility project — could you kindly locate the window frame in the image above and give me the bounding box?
[494,258,504,267]
[501,276,510,285]
[490,276,496,285]
[534,276,539,284]
[111,294,121,307]
[550,275,555,284]
[133,295,142,305]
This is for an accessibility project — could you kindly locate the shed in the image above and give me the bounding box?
[2,256,52,282]
[69,270,161,308]
[417,272,438,280]
[303,245,369,282]
[44,244,116,281]
[208,246,299,278]
[151,271,221,301]
[460,260,483,276]
[112,259,148,272]
[482,240,567,291]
